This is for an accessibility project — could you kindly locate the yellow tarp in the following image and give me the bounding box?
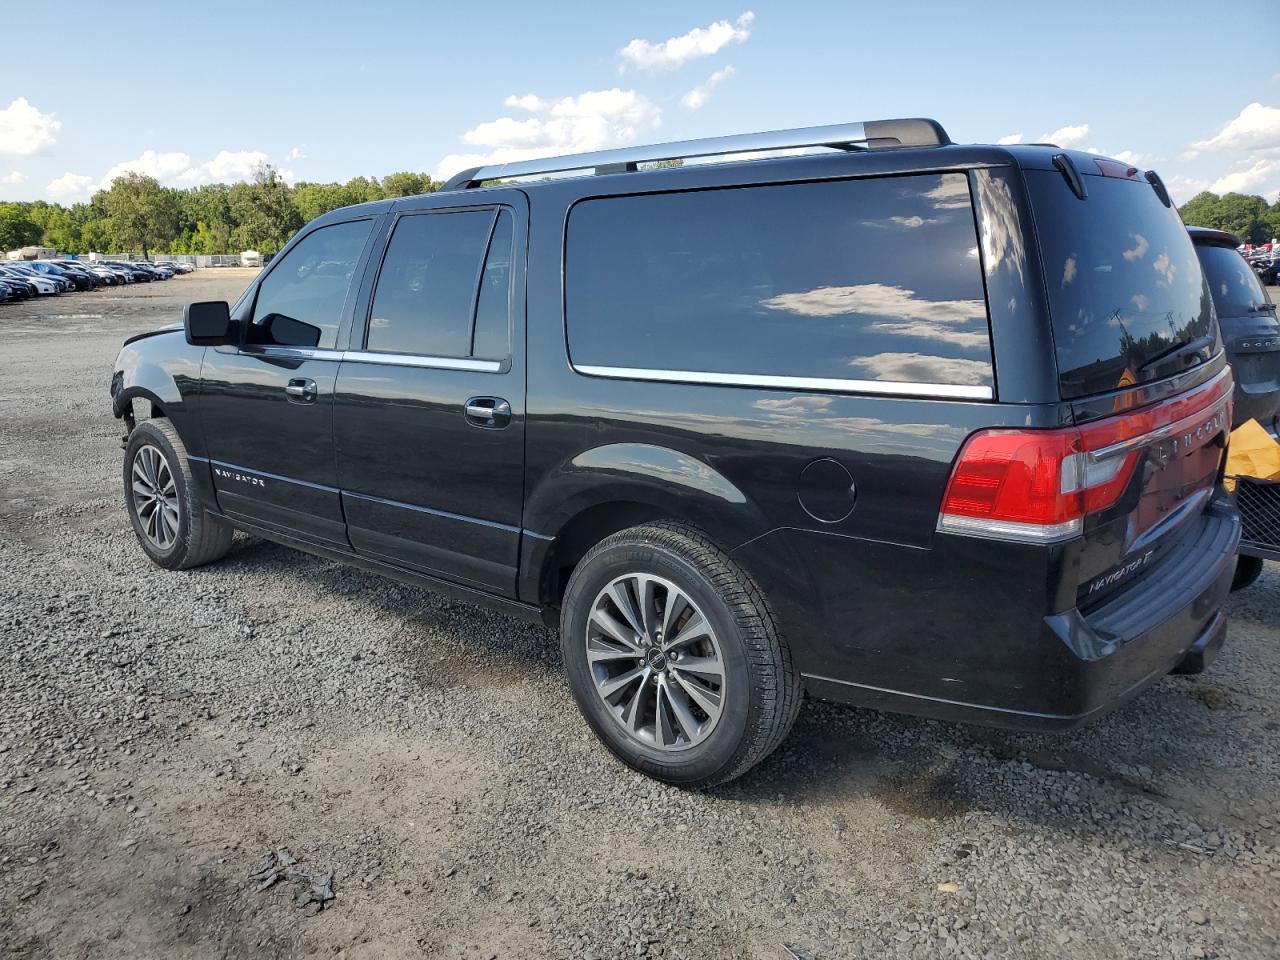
[1226,419,1280,489]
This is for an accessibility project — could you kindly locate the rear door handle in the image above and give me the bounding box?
[285,378,317,404]
[464,396,511,428]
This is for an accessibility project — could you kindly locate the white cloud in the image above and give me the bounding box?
[1188,102,1280,157]
[1123,234,1148,262]
[46,172,95,202]
[849,352,991,386]
[286,145,307,161]
[681,66,735,110]
[1166,173,1211,204]
[1110,149,1145,165]
[0,98,61,155]
[192,150,270,182]
[620,11,754,71]
[995,133,1023,145]
[2,170,26,185]
[759,283,988,349]
[1039,123,1089,147]
[504,93,549,112]
[1209,156,1280,196]
[99,150,193,188]
[435,88,662,179]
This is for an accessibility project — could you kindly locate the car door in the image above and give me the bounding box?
[332,191,527,596]
[198,215,380,546]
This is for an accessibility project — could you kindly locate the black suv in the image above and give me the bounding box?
[111,118,1240,786]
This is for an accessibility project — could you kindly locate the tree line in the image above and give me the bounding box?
[0,165,441,258]
[2,165,1278,258]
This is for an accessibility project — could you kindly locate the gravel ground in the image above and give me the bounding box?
[1,271,1278,960]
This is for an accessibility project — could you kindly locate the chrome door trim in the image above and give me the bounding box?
[342,351,504,373]
[245,346,505,373]
[572,364,994,401]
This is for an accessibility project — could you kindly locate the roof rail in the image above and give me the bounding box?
[439,118,951,190]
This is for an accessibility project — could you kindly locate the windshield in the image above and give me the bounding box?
[1195,244,1271,318]
[1028,171,1215,398]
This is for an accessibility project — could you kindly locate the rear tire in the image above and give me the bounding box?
[123,418,233,570]
[1231,555,1264,592]
[560,521,801,787]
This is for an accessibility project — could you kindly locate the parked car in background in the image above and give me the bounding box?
[111,119,1242,786]
[29,260,96,291]
[0,276,35,300]
[101,261,152,282]
[0,265,61,295]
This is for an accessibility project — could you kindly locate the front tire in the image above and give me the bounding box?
[123,419,232,570]
[560,522,801,787]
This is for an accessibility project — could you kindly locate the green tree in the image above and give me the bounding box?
[0,203,42,250]
[227,165,302,254]
[1178,191,1272,244]
[98,173,180,258]
[381,171,438,198]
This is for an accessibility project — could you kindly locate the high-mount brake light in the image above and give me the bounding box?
[937,370,1233,544]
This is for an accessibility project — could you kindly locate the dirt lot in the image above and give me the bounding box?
[1,271,1278,960]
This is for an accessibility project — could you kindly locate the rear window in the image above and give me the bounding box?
[1028,172,1215,398]
[1195,243,1270,319]
[566,173,993,391]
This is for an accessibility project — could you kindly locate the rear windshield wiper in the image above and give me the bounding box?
[1136,334,1217,375]
[1247,302,1277,314]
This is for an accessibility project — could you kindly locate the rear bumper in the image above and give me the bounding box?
[800,502,1240,731]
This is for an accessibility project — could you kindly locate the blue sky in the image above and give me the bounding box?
[2,0,1278,205]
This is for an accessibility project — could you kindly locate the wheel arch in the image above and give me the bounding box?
[519,443,773,614]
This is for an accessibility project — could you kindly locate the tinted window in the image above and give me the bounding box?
[566,173,992,387]
[472,209,514,360]
[1027,172,1215,398]
[1195,243,1270,319]
[367,210,493,356]
[249,219,372,349]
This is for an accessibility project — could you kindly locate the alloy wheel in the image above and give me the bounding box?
[585,573,726,751]
[131,445,180,549]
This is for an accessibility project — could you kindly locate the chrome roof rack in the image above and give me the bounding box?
[440,118,950,190]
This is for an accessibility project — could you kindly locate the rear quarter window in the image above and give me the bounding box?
[565,173,994,391]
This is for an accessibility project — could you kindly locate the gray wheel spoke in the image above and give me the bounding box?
[670,655,723,682]
[598,665,647,701]
[587,637,639,664]
[663,610,710,651]
[654,681,676,748]
[672,670,722,719]
[590,609,639,650]
[663,678,703,742]
[621,670,651,731]
[608,581,645,636]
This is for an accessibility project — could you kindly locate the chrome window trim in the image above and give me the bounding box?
[343,351,503,373]
[244,346,504,373]
[572,364,993,401]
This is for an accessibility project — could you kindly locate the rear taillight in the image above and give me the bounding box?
[937,370,1233,544]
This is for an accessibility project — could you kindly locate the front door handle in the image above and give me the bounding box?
[285,378,317,404]
[464,396,512,428]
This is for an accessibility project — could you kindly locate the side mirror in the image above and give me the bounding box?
[183,301,235,346]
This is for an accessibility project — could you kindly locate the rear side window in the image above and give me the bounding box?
[367,210,493,357]
[249,219,373,349]
[1027,172,1215,398]
[1195,243,1270,319]
[565,174,993,389]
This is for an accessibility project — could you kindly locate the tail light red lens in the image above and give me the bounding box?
[937,370,1233,544]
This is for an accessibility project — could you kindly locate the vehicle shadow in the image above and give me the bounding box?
[217,534,1271,839]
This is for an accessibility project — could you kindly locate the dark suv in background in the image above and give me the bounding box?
[111,118,1240,786]
[1189,227,1279,588]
